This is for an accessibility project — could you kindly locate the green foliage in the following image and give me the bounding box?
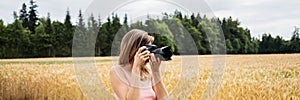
[232,38,241,53]
[167,18,190,54]
[73,10,89,56]
[3,18,31,58]
[289,27,300,52]
[62,9,73,57]
[226,39,233,53]
[0,20,7,57]
[188,27,206,54]
[199,18,225,54]
[0,3,299,58]
[32,24,52,57]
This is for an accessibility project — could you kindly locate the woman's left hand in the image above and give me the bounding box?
[149,53,161,72]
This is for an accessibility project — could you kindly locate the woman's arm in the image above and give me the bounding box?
[149,53,168,100]
[152,72,168,100]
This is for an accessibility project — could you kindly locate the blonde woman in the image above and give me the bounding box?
[110,29,168,100]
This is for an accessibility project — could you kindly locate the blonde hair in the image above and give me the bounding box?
[119,29,154,81]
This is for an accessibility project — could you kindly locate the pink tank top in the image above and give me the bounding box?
[113,66,156,100]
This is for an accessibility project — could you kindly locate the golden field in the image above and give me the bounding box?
[0,54,300,100]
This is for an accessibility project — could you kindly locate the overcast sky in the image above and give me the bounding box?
[1,0,299,40]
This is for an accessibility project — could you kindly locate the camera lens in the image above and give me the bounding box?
[143,44,172,61]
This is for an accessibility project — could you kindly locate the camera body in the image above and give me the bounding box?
[143,44,172,62]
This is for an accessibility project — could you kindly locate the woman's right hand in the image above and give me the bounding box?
[132,46,150,72]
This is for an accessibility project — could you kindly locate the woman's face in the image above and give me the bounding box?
[148,37,154,45]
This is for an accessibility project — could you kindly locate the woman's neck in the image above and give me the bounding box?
[122,63,133,72]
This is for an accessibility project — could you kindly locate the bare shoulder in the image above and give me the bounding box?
[110,65,127,84]
[110,65,121,79]
[110,65,129,99]
[110,65,125,87]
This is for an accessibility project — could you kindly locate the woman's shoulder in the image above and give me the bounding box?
[110,65,123,75]
[110,65,126,72]
[110,65,130,85]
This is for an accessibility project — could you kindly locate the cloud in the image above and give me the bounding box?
[113,0,183,22]
[206,0,300,39]
[38,0,93,23]
[0,0,25,23]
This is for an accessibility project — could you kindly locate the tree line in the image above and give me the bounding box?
[0,0,299,58]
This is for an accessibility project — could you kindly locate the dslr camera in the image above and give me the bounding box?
[143,44,172,62]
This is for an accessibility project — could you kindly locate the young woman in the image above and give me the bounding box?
[110,29,168,100]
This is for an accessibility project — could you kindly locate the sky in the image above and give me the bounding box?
[0,0,299,40]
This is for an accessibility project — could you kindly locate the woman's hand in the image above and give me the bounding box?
[149,53,161,72]
[132,46,150,73]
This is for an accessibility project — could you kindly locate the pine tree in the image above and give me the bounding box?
[111,14,121,37]
[52,21,65,56]
[45,13,53,56]
[87,13,98,54]
[174,10,183,20]
[28,0,38,34]
[19,3,29,28]
[290,27,300,52]
[45,13,53,34]
[63,8,73,56]
[123,14,129,31]
[98,16,113,56]
[88,14,98,31]
[95,15,102,56]
[73,9,88,56]
[191,13,199,27]
[64,8,72,32]
[77,10,85,29]
[0,20,6,57]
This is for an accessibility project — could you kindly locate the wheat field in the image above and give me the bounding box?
[0,54,300,100]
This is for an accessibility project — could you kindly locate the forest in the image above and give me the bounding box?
[0,0,300,58]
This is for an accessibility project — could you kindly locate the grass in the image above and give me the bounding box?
[0,54,300,99]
